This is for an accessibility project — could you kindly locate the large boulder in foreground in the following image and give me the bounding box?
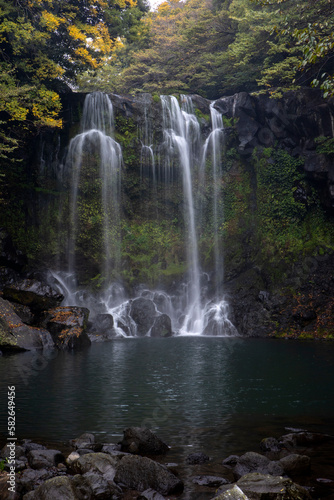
[40,306,90,349]
[216,473,312,500]
[0,297,53,351]
[120,427,169,456]
[114,454,183,495]
[3,279,64,312]
[130,298,157,336]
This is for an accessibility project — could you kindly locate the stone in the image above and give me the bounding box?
[138,488,166,500]
[40,306,91,349]
[212,485,250,500]
[279,454,311,476]
[27,449,65,469]
[78,471,122,499]
[235,472,312,499]
[130,298,157,336]
[88,313,116,342]
[3,279,64,312]
[71,452,119,480]
[150,314,172,337]
[222,455,240,467]
[17,468,54,494]
[22,476,78,500]
[233,452,284,479]
[186,452,210,465]
[0,298,54,351]
[260,437,281,453]
[114,454,183,495]
[192,475,230,487]
[71,432,95,450]
[120,427,169,455]
[66,452,80,466]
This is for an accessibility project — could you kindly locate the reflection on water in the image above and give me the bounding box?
[1,338,334,459]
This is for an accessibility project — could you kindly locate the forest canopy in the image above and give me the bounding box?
[0,0,333,160]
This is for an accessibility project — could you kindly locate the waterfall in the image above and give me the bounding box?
[64,92,122,286]
[202,102,225,293]
[161,95,203,334]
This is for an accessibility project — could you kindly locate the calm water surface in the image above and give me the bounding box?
[1,337,334,460]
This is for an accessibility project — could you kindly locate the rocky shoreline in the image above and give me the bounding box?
[0,426,333,499]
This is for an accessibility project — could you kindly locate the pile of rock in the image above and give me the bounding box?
[0,426,333,499]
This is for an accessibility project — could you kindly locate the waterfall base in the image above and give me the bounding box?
[50,271,239,338]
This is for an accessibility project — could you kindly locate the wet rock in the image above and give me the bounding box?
[212,485,250,499]
[1,444,25,459]
[260,437,281,453]
[150,314,172,337]
[12,303,34,325]
[233,452,283,479]
[3,279,63,312]
[22,475,77,500]
[138,488,166,500]
[186,452,210,465]
[235,472,312,499]
[120,427,169,455]
[27,449,65,469]
[66,452,80,466]
[279,454,311,476]
[222,455,240,467]
[22,442,47,453]
[40,306,91,349]
[0,298,54,351]
[74,471,123,499]
[71,432,96,450]
[114,454,183,495]
[192,475,230,487]
[17,468,54,494]
[130,298,157,336]
[88,313,116,342]
[71,452,119,480]
[279,431,333,448]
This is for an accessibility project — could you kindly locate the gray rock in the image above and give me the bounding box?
[279,454,311,476]
[150,314,172,337]
[233,452,283,479]
[138,488,166,500]
[23,476,78,500]
[212,485,250,499]
[17,468,54,493]
[260,437,281,453]
[40,306,91,350]
[235,472,312,499]
[0,298,54,351]
[71,452,119,480]
[82,471,122,499]
[130,298,157,336]
[114,454,183,495]
[28,449,65,469]
[120,427,169,455]
[192,475,230,487]
[3,279,63,312]
[71,432,95,450]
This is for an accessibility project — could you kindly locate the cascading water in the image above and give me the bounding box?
[51,92,237,337]
[161,95,203,334]
[63,92,122,286]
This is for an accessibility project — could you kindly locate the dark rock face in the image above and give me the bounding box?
[130,298,157,336]
[3,279,64,312]
[0,297,54,351]
[40,306,90,349]
[150,314,172,337]
[186,452,210,465]
[120,427,169,456]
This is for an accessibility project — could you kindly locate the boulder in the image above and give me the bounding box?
[233,452,283,479]
[70,432,96,450]
[279,454,311,476]
[0,298,54,351]
[150,314,172,337]
[138,489,166,500]
[212,485,250,500]
[27,449,65,469]
[260,437,281,453]
[235,473,312,499]
[3,279,63,312]
[120,427,169,455]
[192,475,230,487]
[17,468,54,494]
[88,313,116,342]
[22,476,78,500]
[40,306,91,349]
[71,452,119,480]
[72,471,122,499]
[114,454,183,495]
[130,298,157,336]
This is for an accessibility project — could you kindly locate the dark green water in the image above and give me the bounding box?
[1,338,334,459]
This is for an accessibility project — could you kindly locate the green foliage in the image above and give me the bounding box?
[315,136,334,156]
